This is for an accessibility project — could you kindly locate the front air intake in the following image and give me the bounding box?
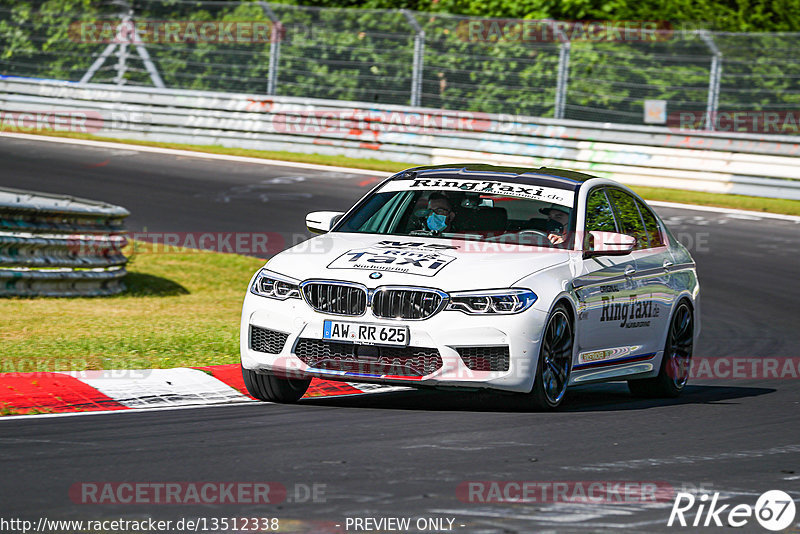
[250,326,290,354]
[456,346,510,371]
[294,339,442,377]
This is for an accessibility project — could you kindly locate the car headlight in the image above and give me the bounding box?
[250,269,301,300]
[446,288,537,315]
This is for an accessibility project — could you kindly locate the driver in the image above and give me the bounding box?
[539,204,571,245]
[424,192,457,233]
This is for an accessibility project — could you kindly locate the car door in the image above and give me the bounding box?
[573,187,641,367]
[605,188,674,357]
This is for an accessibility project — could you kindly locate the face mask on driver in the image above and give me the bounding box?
[426,212,448,232]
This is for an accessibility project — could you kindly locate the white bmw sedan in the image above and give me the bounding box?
[240,165,700,409]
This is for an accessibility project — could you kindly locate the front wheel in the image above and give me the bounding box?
[522,303,574,410]
[242,366,311,403]
[628,300,694,398]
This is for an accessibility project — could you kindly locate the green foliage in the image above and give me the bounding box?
[283,0,800,32]
[1,0,799,126]
[0,0,101,80]
[351,0,800,33]
[1,240,265,369]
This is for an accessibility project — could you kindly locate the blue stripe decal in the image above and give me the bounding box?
[306,367,382,379]
[573,352,657,371]
[523,172,583,184]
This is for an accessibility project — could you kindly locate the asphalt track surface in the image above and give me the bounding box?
[1,136,799,533]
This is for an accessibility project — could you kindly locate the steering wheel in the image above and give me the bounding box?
[518,229,549,239]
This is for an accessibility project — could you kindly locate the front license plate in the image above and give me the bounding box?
[323,320,409,346]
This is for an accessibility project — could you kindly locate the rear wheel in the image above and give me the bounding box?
[523,303,574,410]
[628,300,693,398]
[242,366,311,403]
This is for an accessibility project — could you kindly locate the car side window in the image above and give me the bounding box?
[584,188,618,251]
[585,188,617,233]
[636,199,666,248]
[607,189,649,250]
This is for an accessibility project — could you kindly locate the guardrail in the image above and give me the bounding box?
[1,77,799,200]
[0,186,129,297]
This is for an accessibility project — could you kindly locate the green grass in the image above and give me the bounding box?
[0,404,55,416]
[9,128,800,216]
[630,186,800,216]
[1,242,265,371]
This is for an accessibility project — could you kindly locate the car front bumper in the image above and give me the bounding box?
[240,288,548,394]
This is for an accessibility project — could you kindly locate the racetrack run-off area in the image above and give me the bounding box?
[1,135,799,533]
[0,365,407,415]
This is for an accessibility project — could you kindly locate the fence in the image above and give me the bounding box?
[0,187,129,297]
[2,1,800,128]
[2,77,799,200]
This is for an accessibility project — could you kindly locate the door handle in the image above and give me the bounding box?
[624,265,636,276]
[663,260,674,270]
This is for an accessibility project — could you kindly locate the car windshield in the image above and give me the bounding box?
[335,179,576,247]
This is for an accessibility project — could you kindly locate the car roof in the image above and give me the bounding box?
[393,164,598,191]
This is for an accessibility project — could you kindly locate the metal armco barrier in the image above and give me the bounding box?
[1,77,800,200]
[0,187,129,297]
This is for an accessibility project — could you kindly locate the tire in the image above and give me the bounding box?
[522,303,574,410]
[241,365,311,403]
[628,300,694,398]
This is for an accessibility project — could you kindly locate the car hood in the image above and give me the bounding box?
[265,233,571,291]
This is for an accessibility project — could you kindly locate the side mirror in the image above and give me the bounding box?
[584,231,636,257]
[306,211,344,234]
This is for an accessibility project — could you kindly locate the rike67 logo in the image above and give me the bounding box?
[668,490,796,531]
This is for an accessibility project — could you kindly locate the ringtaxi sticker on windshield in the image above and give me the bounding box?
[381,177,575,207]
